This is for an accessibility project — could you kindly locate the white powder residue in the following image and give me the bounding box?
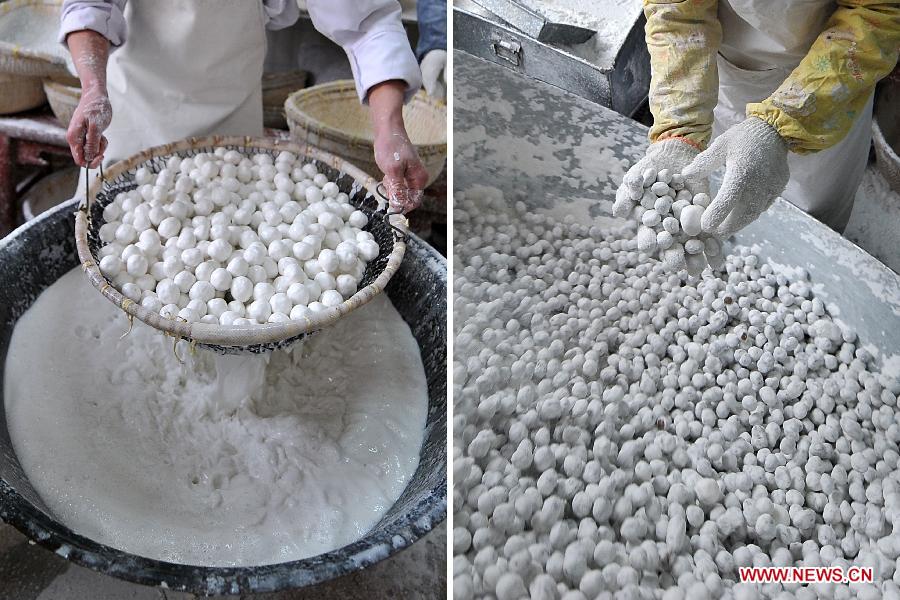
[537,0,644,67]
[5,268,428,566]
[797,228,900,319]
[515,0,640,32]
[844,167,900,274]
[884,353,900,379]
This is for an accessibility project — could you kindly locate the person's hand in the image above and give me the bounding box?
[368,80,429,214]
[64,30,112,168]
[682,117,789,237]
[614,138,713,274]
[420,49,446,101]
[614,138,707,218]
[67,82,111,168]
[374,128,429,213]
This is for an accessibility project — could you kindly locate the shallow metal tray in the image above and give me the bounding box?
[453,50,900,360]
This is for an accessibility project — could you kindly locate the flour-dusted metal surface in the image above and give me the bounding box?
[453,50,900,361]
[453,5,649,115]
[468,0,595,44]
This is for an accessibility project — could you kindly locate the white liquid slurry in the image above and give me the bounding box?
[4,268,428,566]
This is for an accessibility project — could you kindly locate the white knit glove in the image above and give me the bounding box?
[682,117,789,237]
[615,139,708,219]
[615,139,715,275]
[420,49,447,101]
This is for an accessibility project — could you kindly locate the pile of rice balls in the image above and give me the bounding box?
[613,167,721,276]
[95,149,381,326]
[453,186,900,600]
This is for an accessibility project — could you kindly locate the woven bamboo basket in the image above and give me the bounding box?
[42,78,80,126]
[74,135,409,354]
[0,0,73,78]
[285,80,447,187]
[0,73,46,113]
[262,70,307,129]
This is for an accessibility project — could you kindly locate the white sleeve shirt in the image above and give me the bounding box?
[59,0,421,103]
[305,0,421,103]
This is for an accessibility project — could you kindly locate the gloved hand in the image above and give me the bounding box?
[374,128,429,214]
[682,117,789,237]
[614,138,707,219]
[420,49,446,101]
[66,82,112,168]
[614,138,714,275]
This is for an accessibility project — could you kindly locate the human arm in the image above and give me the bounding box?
[368,80,429,213]
[59,1,127,48]
[64,29,112,168]
[612,1,722,273]
[306,1,427,212]
[746,0,900,154]
[305,0,422,104]
[643,0,722,150]
[685,0,900,236]
[58,1,126,167]
[618,0,724,207]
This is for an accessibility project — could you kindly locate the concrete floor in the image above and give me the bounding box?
[0,522,446,600]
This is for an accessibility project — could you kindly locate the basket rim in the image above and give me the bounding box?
[0,0,70,69]
[0,71,43,81]
[284,80,447,150]
[73,134,408,348]
[43,78,80,94]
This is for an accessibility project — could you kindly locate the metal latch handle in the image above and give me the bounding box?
[491,38,522,67]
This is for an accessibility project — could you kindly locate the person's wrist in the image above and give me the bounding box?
[368,80,407,136]
[373,112,405,138]
[81,79,107,98]
[368,80,405,107]
[649,138,701,166]
[744,117,787,152]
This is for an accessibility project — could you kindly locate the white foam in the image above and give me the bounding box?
[4,268,428,566]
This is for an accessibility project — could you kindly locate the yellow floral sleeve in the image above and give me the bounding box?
[644,0,723,150]
[747,0,900,154]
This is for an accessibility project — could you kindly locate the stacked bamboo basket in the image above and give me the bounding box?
[262,70,308,129]
[285,80,447,187]
[0,0,75,115]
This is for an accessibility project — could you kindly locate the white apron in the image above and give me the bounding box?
[712,0,873,231]
[79,0,266,194]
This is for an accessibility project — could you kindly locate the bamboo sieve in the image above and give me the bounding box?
[74,135,408,354]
